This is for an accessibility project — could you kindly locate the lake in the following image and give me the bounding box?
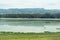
[0,18,60,33]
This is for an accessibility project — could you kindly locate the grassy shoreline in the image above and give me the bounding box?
[0,32,60,40]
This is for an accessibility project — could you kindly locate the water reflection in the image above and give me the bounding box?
[0,20,60,33]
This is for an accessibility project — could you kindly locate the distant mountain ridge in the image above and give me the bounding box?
[0,8,60,14]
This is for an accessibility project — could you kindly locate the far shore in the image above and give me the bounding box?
[0,18,60,21]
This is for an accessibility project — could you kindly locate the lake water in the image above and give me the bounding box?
[0,18,60,33]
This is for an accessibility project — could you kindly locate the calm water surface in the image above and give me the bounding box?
[0,19,60,33]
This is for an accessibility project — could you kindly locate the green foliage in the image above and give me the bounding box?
[0,13,60,18]
[0,32,60,40]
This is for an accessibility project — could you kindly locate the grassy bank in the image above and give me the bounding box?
[0,32,60,40]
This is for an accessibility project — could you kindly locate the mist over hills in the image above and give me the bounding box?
[0,8,60,18]
[0,8,60,14]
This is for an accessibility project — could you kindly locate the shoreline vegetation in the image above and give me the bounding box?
[0,31,60,34]
[0,32,60,40]
[0,14,60,18]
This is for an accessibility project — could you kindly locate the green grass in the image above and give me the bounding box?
[0,32,60,40]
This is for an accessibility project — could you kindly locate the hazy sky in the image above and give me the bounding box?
[0,0,60,9]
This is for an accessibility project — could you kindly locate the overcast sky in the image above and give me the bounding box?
[0,0,60,9]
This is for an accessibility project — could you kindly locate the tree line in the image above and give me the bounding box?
[0,13,60,18]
